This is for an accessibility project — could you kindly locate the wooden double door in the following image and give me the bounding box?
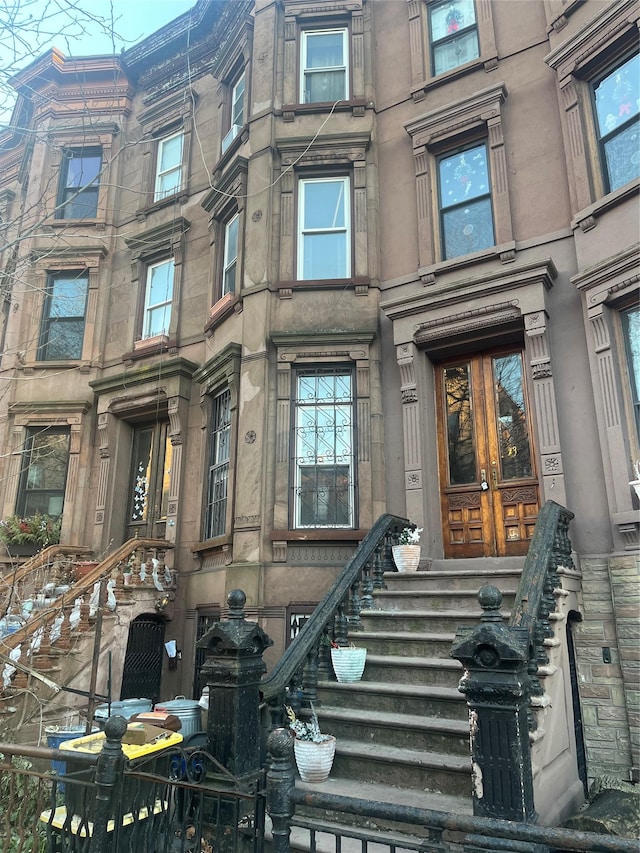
[435,348,539,558]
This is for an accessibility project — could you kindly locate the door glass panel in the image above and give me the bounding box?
[159,435,173,520]
[444,364,476,484]
[130,428,153,522]
[493,353,532,480]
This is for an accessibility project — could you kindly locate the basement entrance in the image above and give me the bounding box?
[120,614,165,704]
[435,348,539,557]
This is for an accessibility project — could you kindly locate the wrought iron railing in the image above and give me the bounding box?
[0,718,265,853]
[260,514,409,721]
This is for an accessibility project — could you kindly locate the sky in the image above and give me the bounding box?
[0,0,199,126]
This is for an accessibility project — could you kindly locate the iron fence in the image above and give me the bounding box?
[0,738,265,853]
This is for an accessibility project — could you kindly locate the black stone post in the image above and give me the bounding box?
[197,589,273,780]
[266,728,296,853]
[89,715,127,853]
[451,586,536,825]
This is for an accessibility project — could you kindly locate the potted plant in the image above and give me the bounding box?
[392,526,423,572]
[286,704,336,783]
[330,641,367,683]
[0,513,61,557]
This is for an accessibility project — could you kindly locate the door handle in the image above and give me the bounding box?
[480,469,489,491]
[491,466,498,489]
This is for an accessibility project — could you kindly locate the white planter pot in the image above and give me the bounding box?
[392,544,421,572]
[331,647,367,683]
[293,735,336,782]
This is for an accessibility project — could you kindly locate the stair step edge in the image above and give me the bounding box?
[365,654,462,669]
[317,706,469,733]
[336,739,471,771]
[318,680,464,699]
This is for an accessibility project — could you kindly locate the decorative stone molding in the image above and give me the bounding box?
[404,82,512,267]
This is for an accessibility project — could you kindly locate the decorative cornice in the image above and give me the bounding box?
[276,132,371,166]
[271,330,376,349]
[404,82,508,148]
[193,342,242,389]
[124,217,191,255]
[544,0,639,77]
[9,400,92,416]
[89,357,198,397]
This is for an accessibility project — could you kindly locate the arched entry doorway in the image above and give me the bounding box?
[120,613,166,704]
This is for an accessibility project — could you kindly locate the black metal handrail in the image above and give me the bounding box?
[261,513,409,704]
[508,499,575,732]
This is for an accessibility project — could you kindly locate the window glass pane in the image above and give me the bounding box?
[61,188,99,220]
[493,354,532,480]
[148,261,174,306]
[305,31,344,69]
[225,216,239,266]
[145,305,171,338]
[206,389,231,539]
[43,320,84,360]
[430,0,476,42]
[295,370,353,527]
[50,277,88,318]
[40,274,87,360]
[304,70,346,103]
[65,152,101,188]
[622,305,640,440]
[433,30,479,75]
[159,134,183,171]
[18,430,70,517]
[594,54,639,137]
[130,429,153,522]
[303,180,346,229]
[603,122,640,192]
[442,197,494,259]
[156,171,181,199]
[232,73,245,126]
[444,365,476,485]
[302,232,348,279]
[439,145,490,208]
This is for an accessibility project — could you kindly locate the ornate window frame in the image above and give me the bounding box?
[544,0,640,226]
[281,0,367,120]
[270,330,376,560]
[135,91,196,216]
[124,218,190,357]
[210,16,253,168]
[22,247,106,369]
[404,81,513,273]
[43,126,117,226]
[275,133,371,293]
[4,401,91,542]
[192,343,242,556]
[202,158,248,334]
[406,0,498,102]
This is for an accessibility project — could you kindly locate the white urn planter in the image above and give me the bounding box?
[293,735,336,782]
[392,544,421,572]
[331,646,367,683]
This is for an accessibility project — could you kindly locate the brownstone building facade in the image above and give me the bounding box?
[0,0,638,790]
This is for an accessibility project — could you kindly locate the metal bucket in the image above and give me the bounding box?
[155,695,202,737]
[94,698,153,727]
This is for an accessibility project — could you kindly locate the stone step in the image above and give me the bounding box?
[360,609,509,634]
[317,680,468,720]
[361,654,463,688]
[371,588,517,612]
[384,567,522,592]
[429,557,524,573]
[352,630,456,657]
[332,739,471,796]
[314,706,470,755]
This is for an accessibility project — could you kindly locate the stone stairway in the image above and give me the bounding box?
[307,558,524,814]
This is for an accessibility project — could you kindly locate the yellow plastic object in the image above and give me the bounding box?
[40,801,168,836]
[59,728,182,760]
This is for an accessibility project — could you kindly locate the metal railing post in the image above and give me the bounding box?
[89,715,127,853]
[266,728,295,853]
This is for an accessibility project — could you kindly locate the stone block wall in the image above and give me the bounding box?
[575,557,634,782]
[609,555,640,782]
